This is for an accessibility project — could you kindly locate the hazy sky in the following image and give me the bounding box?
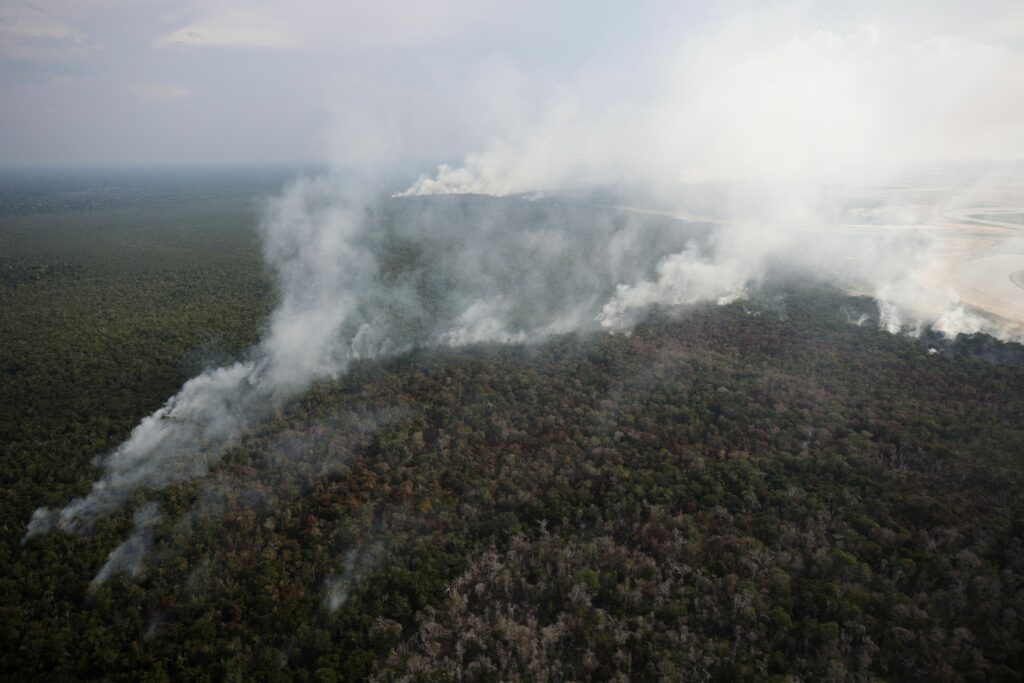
[1,0,1022,168]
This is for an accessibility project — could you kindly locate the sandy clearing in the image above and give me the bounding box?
[954,254,1024,315]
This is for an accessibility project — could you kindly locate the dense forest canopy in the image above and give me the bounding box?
[2,172,1023,681]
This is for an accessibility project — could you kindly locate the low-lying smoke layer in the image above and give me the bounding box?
[24,170,1024,585]
[391,16,1024,338]
[23,183,716,543]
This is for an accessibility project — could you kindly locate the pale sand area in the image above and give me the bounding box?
[908,205,1024,326]
[850,218,1024,326]
[814,192,1024,327]
[953,254,1024,321]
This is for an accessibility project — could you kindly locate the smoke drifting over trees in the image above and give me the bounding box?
[25,178,1022,578]
[21,187,706,564]
[4,7,1024,679]
[22,3,1024,590]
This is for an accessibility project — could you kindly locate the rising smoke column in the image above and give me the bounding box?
[25,178,383,543]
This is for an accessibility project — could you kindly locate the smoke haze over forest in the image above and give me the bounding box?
[7,5,1024,680]
[11,0,1024,585]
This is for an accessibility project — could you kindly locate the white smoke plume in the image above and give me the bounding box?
[25,180,383,540]
[399,18,1024,342]
[23,178,713,548]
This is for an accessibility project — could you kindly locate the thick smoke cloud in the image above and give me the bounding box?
[399,21,1024,342]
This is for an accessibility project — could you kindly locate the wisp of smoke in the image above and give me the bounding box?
[90,502,162,589]
[325,543,384,612]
